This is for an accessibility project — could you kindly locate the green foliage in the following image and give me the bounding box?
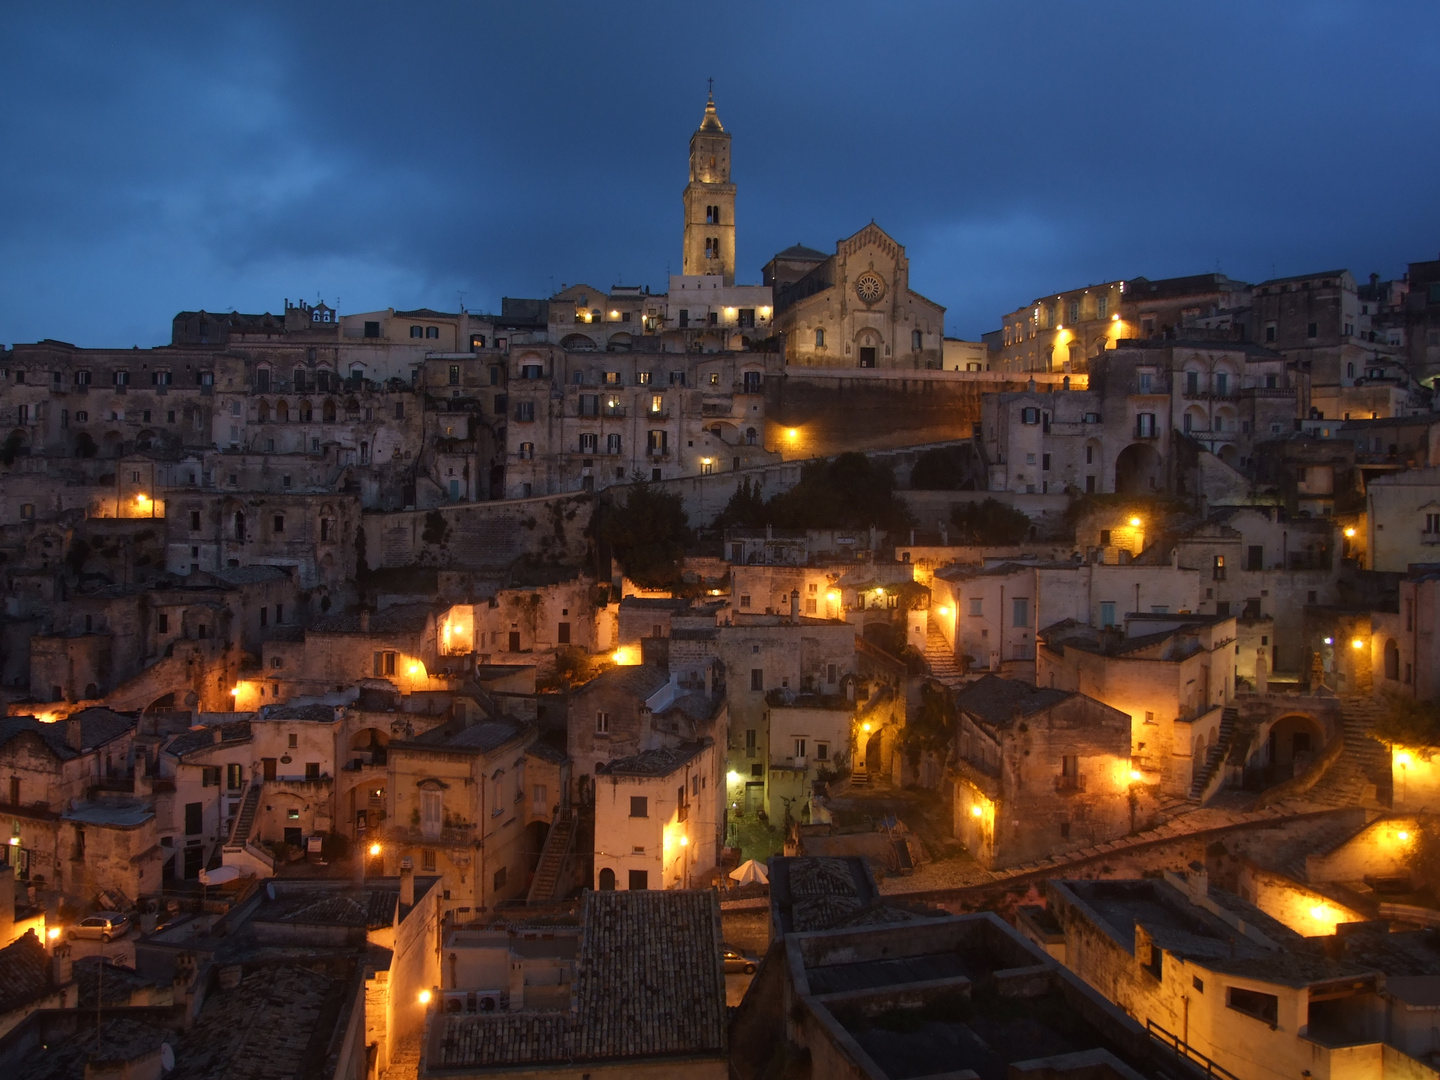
[910,446,972,491]
[949,498,1032,545]
[767,453,913,532]
[599,483,691,588]
[714,478,767,530]
[899,682,958,761]
[1374,694,1440,748]
[422,510,449,545]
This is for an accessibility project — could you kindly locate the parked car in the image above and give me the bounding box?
[67,913,131,942]
[722,945,757,974]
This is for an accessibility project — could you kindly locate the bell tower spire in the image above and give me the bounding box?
[682,85,736,284]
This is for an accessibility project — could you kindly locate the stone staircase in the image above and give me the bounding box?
[1188,707,1239,802]
[924,629,964,685]
[226,780,263,850]
[1305,697,1392,809]
[526,812,576,904]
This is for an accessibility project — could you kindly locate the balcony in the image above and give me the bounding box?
[1054,773,1087,793]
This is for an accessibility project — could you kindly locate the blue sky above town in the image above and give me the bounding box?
[2,0,1438,347]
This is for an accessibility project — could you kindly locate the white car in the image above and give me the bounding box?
[68,913,131,942]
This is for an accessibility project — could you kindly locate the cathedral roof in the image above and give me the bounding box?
[698,94,724,133]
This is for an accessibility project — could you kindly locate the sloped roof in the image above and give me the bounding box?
[597,742,707,778]
[771,244,828,262]
[953,675,1073,726]
[0,709,134,761]
[0,931,53,1015]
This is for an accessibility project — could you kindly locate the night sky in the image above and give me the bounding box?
[3,2,1438,349]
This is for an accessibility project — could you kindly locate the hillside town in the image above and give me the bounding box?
[2,93,1440,1080]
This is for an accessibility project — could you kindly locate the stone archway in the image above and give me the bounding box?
[1268,714,1327,781]
[1115,442,1163,494]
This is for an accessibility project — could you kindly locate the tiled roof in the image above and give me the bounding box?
[310,603,436,634]
[431,891,725,1069]
[525,740,567,765]
[261,890,397,930]
[165,721,252,759]
[618,597,691,611]
[0,709,134,761]
[169,963,346,1080]
[771,244,829,261]
[954,674,1073,726]
[597,742,707,778]
[408,719,527,754]
[0,931,53,1014]
[261,703,339,723]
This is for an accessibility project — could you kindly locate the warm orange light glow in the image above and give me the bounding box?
[368,842,382,857]
[1398,830,1412,841]
[1396,751,1413,767]
[230,688,239,697]
[46,927,60,941]
[1351,638,1365,650]
[937,606,950,616]
[679,836,689,846]
[971,805,983,818]
[1129,769,1143,781]
[418,989,432,1005]
[785,428,798,441]
[611,646,640,666]
[1111,314,1120,321]
[1128,516,1142,527]
[826,591,839,602]
[861,722,872,733]
[408,663,420,674]
[1344,527,1356,538]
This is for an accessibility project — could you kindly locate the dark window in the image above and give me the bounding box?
[628,869,648,890]
[557,622,571,644]
[859,346,877,368]
[364,321,380,338]
[185,802,203,835]
[157,613,169,634]
[306,762,320,780]
[750,668,764,691]
[1307,322,1318,338]
[629,796,648,818]
[493,866,506,890]
[394,401,404,419]
[1227,986,1279,1025]
[1247,545,1263,571]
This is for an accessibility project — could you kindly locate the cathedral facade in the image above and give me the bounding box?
[766,223,946,370]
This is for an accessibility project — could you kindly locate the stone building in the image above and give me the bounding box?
[381,713,547,921]
[1045,869,1440,1080]
[769,223,945,370]
[420,891,727,1079]
[981,336,1293,495]
[950,675,1138,870]
[930,559,1201,680]
[1037,613,1237,799]
[1365,465,1440,572]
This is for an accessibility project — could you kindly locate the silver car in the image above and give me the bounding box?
[68,913,131,942]
[722,945,757,974]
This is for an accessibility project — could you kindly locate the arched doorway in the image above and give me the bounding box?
[1115,442,1163,494]
[1267,714,1327,781]
[865,731,883,777]
[561,334,597,351]
[598,867,616,891]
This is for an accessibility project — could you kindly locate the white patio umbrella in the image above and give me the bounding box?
[729,859,769,886]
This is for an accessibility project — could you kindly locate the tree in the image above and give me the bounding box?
[767,452,913,533]
[949,498,1031,545]
[714,478,767,530]
[899,682,957,763]
[910,446,972,491]
[598,483,690,588]
[1374,694,1440,749]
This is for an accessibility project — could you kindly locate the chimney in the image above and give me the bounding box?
[52,941,73,987]
[399,856,415,908]
[359,609,371,633]
[212,726,223,745]
[790,589,800,622]
[65,718,83,754]
[765,523,772,541]
[1186,861,1208,902]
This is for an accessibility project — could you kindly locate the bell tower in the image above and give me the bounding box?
[682,88,736,284]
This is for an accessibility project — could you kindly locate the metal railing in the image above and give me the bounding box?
[1146,1019,1242,1080]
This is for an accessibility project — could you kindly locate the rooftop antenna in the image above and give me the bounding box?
[708,76,713,97]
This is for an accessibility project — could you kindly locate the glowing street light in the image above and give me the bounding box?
[1344,527,1356,538]
[1128,516,1142,527]
[418,989,432,1006]
[1351,638,1366,651]
[970,805,983,818]
[369,842,382,858]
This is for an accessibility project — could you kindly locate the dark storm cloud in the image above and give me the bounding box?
[2,1,1438,347]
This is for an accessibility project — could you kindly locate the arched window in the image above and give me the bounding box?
[746,427,757,446]
[322,399,336,423]
[275,400,289,422]
[815,328,825,348]
[359,441,370,464]
[256,400,270,423]
[912,329,922,351]
[299,400,313,423]
[598,868,616,891]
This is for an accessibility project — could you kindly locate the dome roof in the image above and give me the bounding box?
[698,93,724,133]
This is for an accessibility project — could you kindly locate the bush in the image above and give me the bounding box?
[949,499,1031,545]
[597,483,690,589]
[910,446,972,490]
[1374,694,1440,748]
